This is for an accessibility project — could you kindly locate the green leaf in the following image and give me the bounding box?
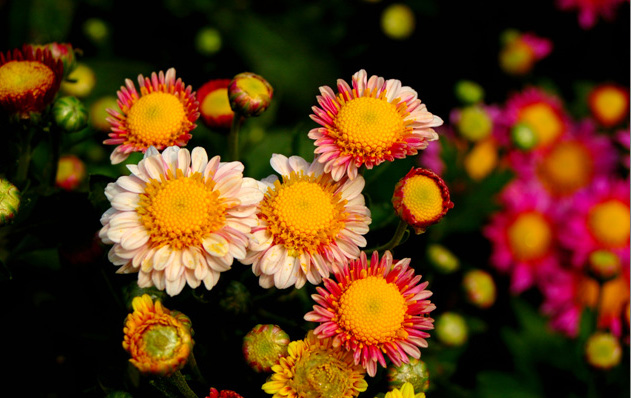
[475,371,541,398]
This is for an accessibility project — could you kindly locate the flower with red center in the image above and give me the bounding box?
[559,177,630,268]
[309,69,443,181]
[206,388,244,398]
[197,79,234,129]
[98,146,263,296]
[304,250,435,377]
[122,294,194,376]
[0,44,63,118]
[509,119,616,198]
[392,167,453,234]
[104,68,200,164]
[588,83,630,128]
[499,30,553,75]
[504,87,569,151]
[243,154,371,289]
[556,0,629,29]
[540,266,630,337]
[262,330,368,398]
[483,180,564,293]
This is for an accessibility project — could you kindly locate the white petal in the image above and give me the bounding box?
[191,147,208,173]
[270,154,291,176]
[116,175,146,194]
[119,226,149,250]
[259,244,285,275]
[202,234,229,257]
[340,176,365,201]
[152,245,175,271]
[202,270,220,290]
[287,156,309,173]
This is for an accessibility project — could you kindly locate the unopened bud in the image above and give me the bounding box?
[219,280,251,315]
[381,4,415,40]
[228,72,273,117]
[242,324,290,372]
[0,179,20,225]
[426,243,460,274]
[511,122,537,150]
[585,332,622,370]
[56,154,86,191]
[53,96,88,132]
[454,80,484,105]
[462,269,496,309]
[587,250,621,281]
[387,357,429,393]
[435,312,468,347]
[61,63,96,98]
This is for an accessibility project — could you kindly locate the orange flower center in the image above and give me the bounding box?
[338,276,408,345]
[201,87,232,118]
[0,60,55,101]
[401,174,445,222]
[259,171,347,256]
[588,200,630,248]
[464,138,498,181]
[137,170,226,249]
[125,92,188,148]
[507,211,552,261]
[333,94,411,160]
[537,141,593,196]
[518,102,563,148]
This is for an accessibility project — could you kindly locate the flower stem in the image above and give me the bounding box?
[228,114,244,161]
[167,370,198,398]
[366,218,409,255]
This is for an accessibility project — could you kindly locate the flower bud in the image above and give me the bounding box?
[242,324,290,372]
[585,332,622,370]
[462,269,496,309]
[61,63,96,98]
[0,179,20,225]
[56,154,86,191]
[464,138,498,181]
[196,27,223,56]
[426,243,460,274]
[228,72,273,117]
[588,83,630,128]
[587,249,621,282]
[52,96,88,132]
[47,43,77,78]
[83,18,109,46]
[381,4,415,40]
[387,357,429,393]
[435,312,468,347]
[89,95,119,132]
[511,122,537,150]
[454,80,484,105]
[456,106,492,141]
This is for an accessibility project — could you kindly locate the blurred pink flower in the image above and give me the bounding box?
[556,0,629,29]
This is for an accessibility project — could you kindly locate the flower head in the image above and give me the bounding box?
[243,154,371,289]
[56,154,86,191]
[197,79,234,129]
[304,250,435,377]
[392,167,453,234]
[104,68,199,164]
[588,83,630,128]
[242,324,290,373]
[0,44,63,118]
[98,146,263,296]
[228,72,273,117]
[556,0,629,29]
[435,312,468,346]
[309,69,443,181]
[387,358,430,393]
[122,294,193,376]
[499,30,552,75]
[262,330,368,398]
[60,63,96,98]
[34,42,77,78]
[585,332,623,369]
[0,178,20,224]
[206,388,244,398]
[384,382,426,398]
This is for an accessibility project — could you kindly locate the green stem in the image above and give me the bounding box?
[187,351,206,385]
[366,218,409,255]
[167,370,198,398]
[228,114,244,161]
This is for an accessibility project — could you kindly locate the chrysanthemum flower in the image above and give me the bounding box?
[483,180,563,293]
[261,330,368,398]
[122,294,194,376]
[243,154,371,289]
[384,382,426,398]
[99,146,263,296]
[558,177,630,268]
[392,167,453,234]
[499,30,553,75]
[197,79,234,129]
[304,250,435,377]
[309,69,443,181]
[0,44,63,118]
[556,0,629,29]
[206,388,244,398]
[104,68,199,164]
[508,119,616,198]
[504,87,569,151]
[588,83,629,128]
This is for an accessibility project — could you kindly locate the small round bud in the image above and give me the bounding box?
[381,4,415,40]
[454,80,485,105]
[89,95,119,132]
[83,18,109,46]
[435,312,468,347]
[219,280,251,315]
[52,96,88,132]
[228,72,273,117]
[242,324,290,372]
[585,332,622,370]
[464,138,498,181]
[426,243,460,274]
[61,63,96,98]
[588,249,621,281]
[387,357,430,393]
[0,179,20,225]
[511,122,538,150]
[456,106,493,141]
[462,269,496,309]
[196,27,223,56]
[56,154,86,191]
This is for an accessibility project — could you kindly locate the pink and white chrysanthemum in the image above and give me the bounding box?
[309,69,443,181]
[558,176,630,268]
[556,0,629,29]
[242,154,371,289]
[104,68,200,164]
[99,146,263,296]
[507,119,617,198]
[304,250,435,377]
[483,179,564,294]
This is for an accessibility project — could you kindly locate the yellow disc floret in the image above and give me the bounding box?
[537,141,593,196]
[137,170,226,249]
[518,103,563,147]
[588,200,630,248]
[401,174,444,222]
[338,276,408,345]
[0,60,55,102]
[507,211,552,261]
[260,171,347,256]
[126,92,187,148]
[334,94,411,159]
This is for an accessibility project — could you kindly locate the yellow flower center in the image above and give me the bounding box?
[333,94,411,160]
[0,60,55,100]
[236,76,269,100]
[507,212,552,261]
[518,103,563,147]
[142,325,181,359]
[260,171,347,256]
[290,347,358,398]
[588,200,630,247]
[201,87,232,118]
[338,276,408,345]
[137,170,226,250]
[401,174,444,222]
[537,141,593,196]
[592,87,628,124]
[126,92,187,148]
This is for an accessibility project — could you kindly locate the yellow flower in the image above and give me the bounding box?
[384,382,426,398]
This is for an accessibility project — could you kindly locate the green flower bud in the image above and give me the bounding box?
[457,106,493,141]
[427,244,460,274]
[228,72,273,117]
[462,269,496,309]
[387,357,430,393]
[196,27,222,56]
[242,324,290,372]
[435,312,468,347]
[454,80,485,105]
[381,4,415,40]
[511,122,538,150]
[587,249,621,282]
[53,96,88,132]
[0,179,20,225]
[83,18,109,46]
[585,332,622,370]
